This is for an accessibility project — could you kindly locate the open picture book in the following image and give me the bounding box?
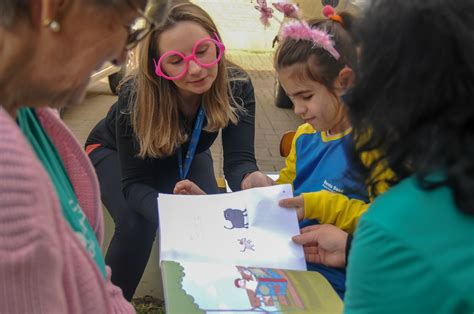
[157,184,343,313]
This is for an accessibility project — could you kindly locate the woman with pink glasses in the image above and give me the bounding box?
[85,2,271,300]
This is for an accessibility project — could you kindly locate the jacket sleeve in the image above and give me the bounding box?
[300,145,394,234]
[222,74,259,191]
[302,190,369,233]
[0,133,68,313]
[0,200,68,313]
[114,89,160,225]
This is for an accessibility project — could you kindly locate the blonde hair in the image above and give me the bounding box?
[127,2,245,158]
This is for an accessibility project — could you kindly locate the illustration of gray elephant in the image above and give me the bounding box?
[223,208,248,229]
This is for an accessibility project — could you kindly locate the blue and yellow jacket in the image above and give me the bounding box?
[276,123,381,233]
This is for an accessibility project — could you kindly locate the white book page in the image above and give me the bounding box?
[158,184,306,271]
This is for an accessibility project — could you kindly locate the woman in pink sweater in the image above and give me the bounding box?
[0,0,168,312]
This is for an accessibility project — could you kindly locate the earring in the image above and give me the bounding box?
[43,19,61,32]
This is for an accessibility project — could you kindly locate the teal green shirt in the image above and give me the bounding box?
[345,175,474,313]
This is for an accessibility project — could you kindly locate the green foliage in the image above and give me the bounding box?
[132,295,166,314]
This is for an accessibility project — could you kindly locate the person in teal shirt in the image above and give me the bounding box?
[345,175,474,313]
[292,0,474,312]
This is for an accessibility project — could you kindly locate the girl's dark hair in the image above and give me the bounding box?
[347,0,474,215]
[274,12,358,93]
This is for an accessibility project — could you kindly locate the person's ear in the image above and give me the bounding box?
[37,0,69,31]
[334,66,355,93]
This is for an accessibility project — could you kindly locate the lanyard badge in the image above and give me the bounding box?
[177,105,205,180]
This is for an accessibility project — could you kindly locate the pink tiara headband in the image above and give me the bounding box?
[280,20,340,60]
[253,1,340,60]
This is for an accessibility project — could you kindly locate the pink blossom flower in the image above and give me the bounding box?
[272,1,301,19]
[254,0,274,27]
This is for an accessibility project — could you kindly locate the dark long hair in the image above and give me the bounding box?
[347,0,474,215]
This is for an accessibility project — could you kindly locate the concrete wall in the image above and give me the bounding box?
[190,0,361,52]
[191,0,282,52]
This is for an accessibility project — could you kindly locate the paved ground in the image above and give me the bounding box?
[63,49,300,300]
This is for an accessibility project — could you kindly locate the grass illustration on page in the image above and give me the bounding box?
[161,261,343,313]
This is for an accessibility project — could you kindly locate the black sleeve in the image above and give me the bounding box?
[115,86,159,225]
[345,233,353,267]
[222,75,259,191]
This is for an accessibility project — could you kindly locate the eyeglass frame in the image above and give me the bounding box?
[153,32,226,81]
[123,0,160,50]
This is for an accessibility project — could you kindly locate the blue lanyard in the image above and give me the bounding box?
[178,105,205,180]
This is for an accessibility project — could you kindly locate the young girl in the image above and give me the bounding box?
[271,13,368,298]
[85,2,271,301]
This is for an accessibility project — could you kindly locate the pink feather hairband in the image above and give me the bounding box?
[253,0,340,60]
[280,20,341,60]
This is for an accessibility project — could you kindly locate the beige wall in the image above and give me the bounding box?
[189,0,361,52]
[192,0,283,52]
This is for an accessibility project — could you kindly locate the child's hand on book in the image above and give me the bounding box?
[292,224,347,268]
[173,179,206,195]
[279,195,304,220]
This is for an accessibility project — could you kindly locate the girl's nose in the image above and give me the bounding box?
[187,60,202,76]
[293,101,306,116]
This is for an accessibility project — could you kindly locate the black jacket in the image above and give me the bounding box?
[86,68,259,223]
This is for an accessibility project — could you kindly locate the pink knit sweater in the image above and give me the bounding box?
[0,107,134,313]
